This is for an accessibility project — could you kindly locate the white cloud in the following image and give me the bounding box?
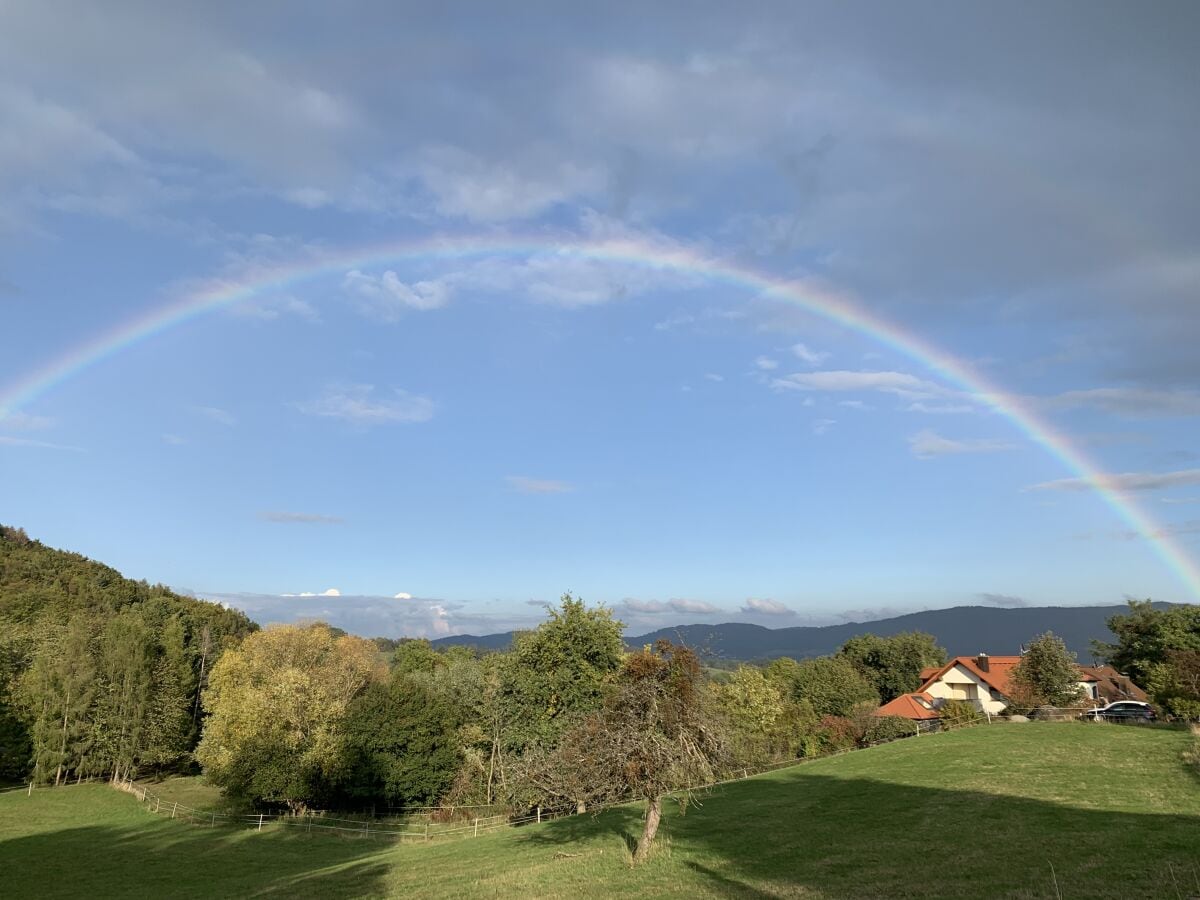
[506,475,574,494]
[321,588,341,597]
[416,145,603,222]
[617,597,724,617]
[908,429,1015,459]
[812,418,836,436]
[230,294,319,322]
[0,411,54,430]
[791,342,830,366]
[1026,467,1200,493]
[203,590,523,639]
[0,435,84,451]
[1115,520,1200,541]
[838,400,868,410]
[740,597,793,616]
[667,598,722,614]
[194,406,236,426]
[296,384,434,426]
[343,269,450,320]
[977,592,1029,608]
[1044,388,1200,418]
[393,592,413,600]
[773,370,954,400]
[258,511,344,524]
[755,356,779,371]
[1161,497,1200,505]
[905,402,977,415]
[704,373,724,382]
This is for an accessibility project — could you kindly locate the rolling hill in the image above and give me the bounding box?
[432,602,1170,661]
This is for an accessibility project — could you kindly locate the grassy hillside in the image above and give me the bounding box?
[2,723,1197,899]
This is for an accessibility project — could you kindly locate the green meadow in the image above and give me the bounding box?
[2,723,1197,899]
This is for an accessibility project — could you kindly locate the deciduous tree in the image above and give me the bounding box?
[1011,632,1085,709]
[196,623,382,810]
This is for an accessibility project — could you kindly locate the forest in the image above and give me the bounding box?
[3,525,1198,856]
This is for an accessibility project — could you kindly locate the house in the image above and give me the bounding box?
[876,654,1146,720]
[915,654,1021,715]
[1077,665,1148,704]
[875,691,940,721]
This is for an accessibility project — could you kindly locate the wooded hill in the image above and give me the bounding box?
[433,602,1177,661]
[0,525,256,783]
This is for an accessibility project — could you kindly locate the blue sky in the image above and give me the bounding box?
[2,2,1199,637]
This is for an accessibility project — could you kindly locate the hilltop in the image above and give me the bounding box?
[433,602,1171,661]
[1,723,1195,898]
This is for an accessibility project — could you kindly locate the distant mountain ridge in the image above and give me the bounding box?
[431,603,1175,661]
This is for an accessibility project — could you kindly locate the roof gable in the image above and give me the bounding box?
[918,655,1023,697]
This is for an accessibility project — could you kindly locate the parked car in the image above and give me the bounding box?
[1082,701,1155,723]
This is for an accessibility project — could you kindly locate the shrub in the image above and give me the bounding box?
[936,699,981,728]
[861,715,917,746]
[810,715,857,754]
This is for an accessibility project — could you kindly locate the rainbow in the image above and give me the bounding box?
[3,233,1198,599]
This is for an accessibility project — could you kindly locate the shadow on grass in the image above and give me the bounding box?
[0,821,391,899]
[524,773,1200,899]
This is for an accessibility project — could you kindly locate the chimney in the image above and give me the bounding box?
[976,653,989,672]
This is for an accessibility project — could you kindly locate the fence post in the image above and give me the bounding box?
[171,802,177,819]
[474,817,479,837]
[211,814,216,828]
[536,806,542,824]
[425,822,430,842]
[258,813,264,832]
[27,781,32,796]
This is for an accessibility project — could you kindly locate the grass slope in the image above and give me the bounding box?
[2,724,1197,899]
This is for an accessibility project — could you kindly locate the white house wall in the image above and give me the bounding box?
[923,664,1008,715]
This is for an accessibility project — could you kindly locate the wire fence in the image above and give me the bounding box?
[109,712,998,842]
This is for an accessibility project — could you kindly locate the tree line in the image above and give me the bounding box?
[0,525,255,783]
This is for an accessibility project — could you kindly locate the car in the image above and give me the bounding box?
[1083,701,1156,723]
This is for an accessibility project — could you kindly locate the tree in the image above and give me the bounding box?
[196,624,382,810]
[1145,650,1200,719]
[532,641,725,864]
[391,639,445,676]
[716,666,788,764]
[838,632,945,702]
[786,656,879,717]
[1010,632,1085,709]
[1096,600,1200,685]
[338,673,460,806]
[498,593,624,751]
[24,616,96,784]
[0,641,31,780]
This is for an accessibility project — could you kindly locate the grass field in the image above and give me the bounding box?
[2,723,1197,898]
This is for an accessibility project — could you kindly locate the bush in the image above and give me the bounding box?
[936,699,981,728]
[809,716,857,754]
[861,715,917,746]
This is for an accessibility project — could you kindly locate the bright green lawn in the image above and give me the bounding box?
[2,723,1197,899]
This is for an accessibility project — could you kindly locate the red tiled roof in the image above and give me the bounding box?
[876,691,940,720]
[1078,665,1148,702]
[918,656,1023,697]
